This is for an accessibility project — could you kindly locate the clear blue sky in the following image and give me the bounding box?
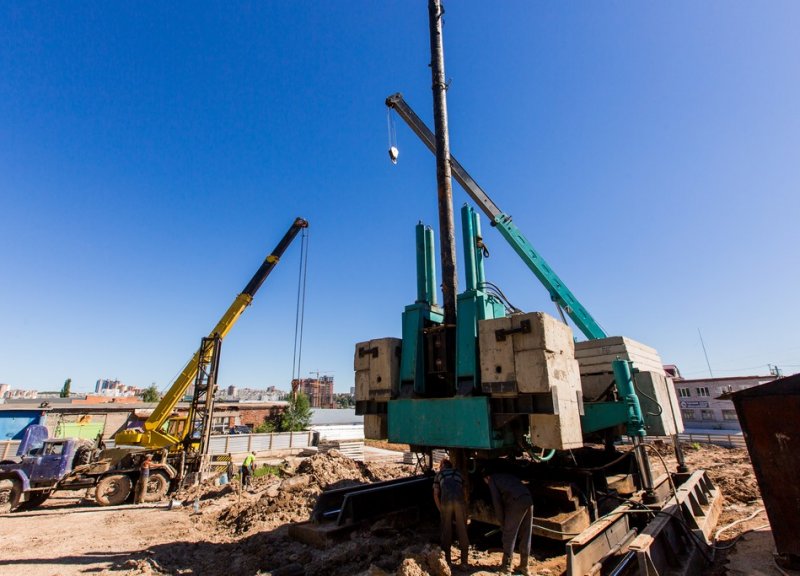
[1,2,798,394]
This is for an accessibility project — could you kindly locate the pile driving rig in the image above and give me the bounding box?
[300,4,720,573]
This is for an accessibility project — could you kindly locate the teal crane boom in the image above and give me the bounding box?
[386,93,607,341]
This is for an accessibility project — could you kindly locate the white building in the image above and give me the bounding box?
[673,374,777,431]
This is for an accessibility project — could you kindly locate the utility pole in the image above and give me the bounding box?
[428,0,458,329]
[698,328,714,378]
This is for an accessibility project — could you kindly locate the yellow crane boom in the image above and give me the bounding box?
[114,217,309,449]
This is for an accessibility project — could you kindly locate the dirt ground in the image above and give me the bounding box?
[0,446,796,576]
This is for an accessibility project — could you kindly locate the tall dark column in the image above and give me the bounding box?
[428,0,457,328]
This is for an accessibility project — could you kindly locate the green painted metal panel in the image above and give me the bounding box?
[580,402,629,434]
[388,397,505,449]
[55,422,104,440]
[400,303,443,393]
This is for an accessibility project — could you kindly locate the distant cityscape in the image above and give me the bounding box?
[0,374,355,409]
[4,365,787,429]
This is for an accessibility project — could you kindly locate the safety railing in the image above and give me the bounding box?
[619,432,746,449]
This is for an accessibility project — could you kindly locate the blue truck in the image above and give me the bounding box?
[0,425,177,512]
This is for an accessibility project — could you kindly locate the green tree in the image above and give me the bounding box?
[280,392,312,432]
[60,378,72,398]
[142,383,161,403]
[334,393,355,408]
[254,420,275,433]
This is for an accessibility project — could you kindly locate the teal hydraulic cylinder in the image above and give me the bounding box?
[455,206,505,392]
[416,223,438,305]
[612,359,646,438]
[462,205,478,291]
[472,208,486,287]
[613,358,658,502]
[401,222,443,394]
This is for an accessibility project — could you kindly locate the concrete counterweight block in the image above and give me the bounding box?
[364,414,388,440]
[479,311,578,396]
[529,382,584,450]
[353,338,401,402]
[478,311,584,449]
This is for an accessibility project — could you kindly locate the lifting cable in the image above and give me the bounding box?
[387,107,399,164]
[291,226,310,388]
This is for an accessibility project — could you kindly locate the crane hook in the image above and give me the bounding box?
[387,107,399,164]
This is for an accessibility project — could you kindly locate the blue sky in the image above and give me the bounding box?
[1,2,798,394]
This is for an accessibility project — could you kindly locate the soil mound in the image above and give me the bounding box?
[211,451,415,535]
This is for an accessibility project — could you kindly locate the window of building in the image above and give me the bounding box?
[211,417,228,434]
[696,387,710,397]
[701,409,714,420]
[681,410,696,421]
[722,410,738,421]
[678,388,691,398]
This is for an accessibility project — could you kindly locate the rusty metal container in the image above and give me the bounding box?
[730,373,800,568]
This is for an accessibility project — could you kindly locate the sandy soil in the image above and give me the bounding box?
[0,446,796,576]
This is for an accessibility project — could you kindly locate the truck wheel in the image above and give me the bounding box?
[72,443,94,467]
[0,479,22,513]
[144,471,170,502]
[19,490,50,510]
[95,474,133,506]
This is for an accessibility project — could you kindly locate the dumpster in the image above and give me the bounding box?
[730,373,800,569]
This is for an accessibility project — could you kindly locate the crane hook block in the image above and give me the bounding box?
[389,146,399,164]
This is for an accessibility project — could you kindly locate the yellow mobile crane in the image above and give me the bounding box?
[6,218,309,508]
[115,217,309,451]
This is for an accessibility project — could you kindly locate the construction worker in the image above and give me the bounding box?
[134,454,153,504]
[433,458,470,568]
[241,451,256,488]
[482,470,533,576]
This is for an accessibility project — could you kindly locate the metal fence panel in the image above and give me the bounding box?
[621,433,747,449]
[98,432,311,455]
[222,435,251,454]
[206,431,312,454]
[0,440,20,459]
[269,433,292,451]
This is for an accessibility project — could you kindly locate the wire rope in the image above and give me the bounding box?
[291,227,310,386]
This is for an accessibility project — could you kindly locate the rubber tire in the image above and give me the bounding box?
[144,471,170,502]
[0,479,22,513]
[18,490,50,510]
[72,444,94,468]
[95,474,133,506]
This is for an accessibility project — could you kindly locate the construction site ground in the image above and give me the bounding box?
[0,444,794,576]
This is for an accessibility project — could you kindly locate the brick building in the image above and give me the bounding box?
[234,401,289,430]
[296,376,334,408]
